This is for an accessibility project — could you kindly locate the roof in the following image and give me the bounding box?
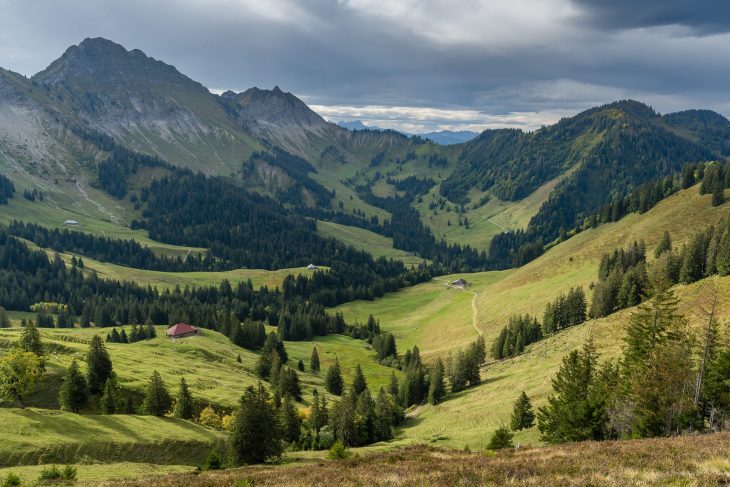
[165,323,198,337]
[64,220,79,225]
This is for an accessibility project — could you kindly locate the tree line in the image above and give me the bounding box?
[7,221,224,272]
[0,174,14,205]
[492,288,587,360]
[538,286,729,443]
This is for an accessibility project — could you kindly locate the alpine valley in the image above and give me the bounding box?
[0,38,729,486]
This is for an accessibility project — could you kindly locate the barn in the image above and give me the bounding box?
[165,323,198,339]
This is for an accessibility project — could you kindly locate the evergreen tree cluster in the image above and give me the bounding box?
[242,149,333,207]
[105,324,157,344]
[589,241,648,318]
[0,232,374,346]
[539,286,730,443]
[491,314,541,360]
[229,321,267,350]
[491,289,586,361]
[358,185,490,272]
[542,287,587,334]
[7,221,222,272]
[22,188,44,202]
[447,337,485,393]
[0,174,14,205]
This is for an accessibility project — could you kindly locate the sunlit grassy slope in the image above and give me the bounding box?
[0,408,223,467]
[0,326,399,412]
[0,191,203,258]
[334,185,730,448]
[316,220,426,266]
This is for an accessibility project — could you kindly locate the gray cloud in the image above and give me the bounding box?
[571,0,730,35]
[0,0,729,131]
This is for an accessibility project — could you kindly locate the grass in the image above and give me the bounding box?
[316,220,426,266]
[0,463,195,485]
[332,185,730,449]
[335,272,511,356]
[0,325,398,411]
[113,433,730,486]
[0,193,205,258]
[0,408,223,467]
[48,249,318,291]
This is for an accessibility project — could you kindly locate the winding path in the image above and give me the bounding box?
[432,277,482,337]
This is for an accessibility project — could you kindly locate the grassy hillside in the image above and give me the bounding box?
[333,184,730,448]
[0,195,204,258]
[0,326,399,411]
[316,220,425,266]
[116,433,730,486]
[0,408,223,467]
[25,240,320,291]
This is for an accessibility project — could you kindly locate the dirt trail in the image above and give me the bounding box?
[433,277,482,337]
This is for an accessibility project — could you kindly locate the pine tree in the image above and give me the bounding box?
[623,288,681,369]
[310,347,320,373]
[278,394,301,443]
[142,370,172,416]
[229,382,282,465]
[712,177,725,207]
[716,229,730,276]
[19,320,43,358]
[510,391,535,430]
[537,339,607,443]
[173,377,195,419]
[389,371,399,397]
[100,373,119,414]
[309,388,326,433]
[351,364,367,395]
[86,335,113,394]
[297,359,305,372]
[654,231,672,259]
[58,360,88,413]
[428,358,446,405]
[487,425,514,450]
[0,306,9,328]
[325,358,344,396]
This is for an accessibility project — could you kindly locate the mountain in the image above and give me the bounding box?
[1,39,730,272]
[444,100,724,267]
[338,120,378,131]
[30,37,264,175]
[420,130,478,145]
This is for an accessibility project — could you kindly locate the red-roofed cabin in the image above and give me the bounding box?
[165,323,198,339]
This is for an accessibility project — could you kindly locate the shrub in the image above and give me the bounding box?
[201,450,223,470]
[487,425,514,450]
[326,440,351,460]
[198,405,223,429]
[1,472,21,487]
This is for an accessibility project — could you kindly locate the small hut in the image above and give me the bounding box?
[165,323,198,339]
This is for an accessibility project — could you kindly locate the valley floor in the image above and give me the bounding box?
[111,433,730,487]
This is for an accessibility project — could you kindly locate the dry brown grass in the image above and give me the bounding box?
[114,433,730,486]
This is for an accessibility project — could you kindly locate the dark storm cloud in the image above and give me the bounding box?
[1,0,729,131]
[572,0,730,35]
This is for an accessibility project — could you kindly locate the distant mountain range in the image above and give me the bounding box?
[2,36,729,271]
[336,120,478,145]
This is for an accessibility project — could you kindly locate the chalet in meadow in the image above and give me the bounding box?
[165,323,198,339]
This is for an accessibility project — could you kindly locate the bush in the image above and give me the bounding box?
[1,472,20,487]
[201,450,223,470]
[38,464,76,482]
[62,465,77,481]
[326,440,351,460]
[487,425,514,450]
[318,425,335,450]
[38,465,62,481]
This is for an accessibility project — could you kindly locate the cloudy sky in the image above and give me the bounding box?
[1,0,729,132]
